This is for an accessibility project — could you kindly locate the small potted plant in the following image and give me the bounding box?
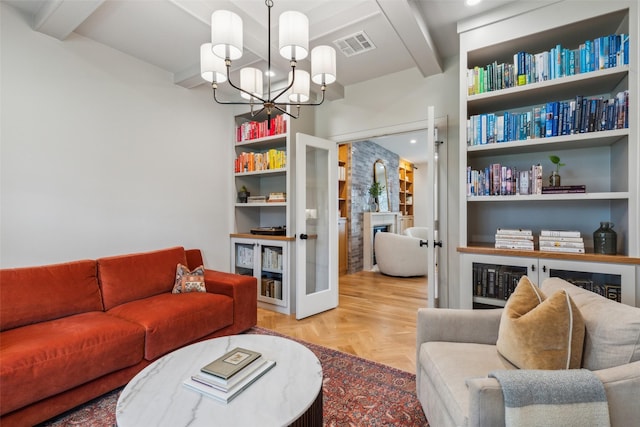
[548,155,565,187]
[368,181,384,212]
[238,185,250,203]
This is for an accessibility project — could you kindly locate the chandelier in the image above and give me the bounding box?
[200,0,337,122]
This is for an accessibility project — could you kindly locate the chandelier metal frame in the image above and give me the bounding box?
[202,0,335,122]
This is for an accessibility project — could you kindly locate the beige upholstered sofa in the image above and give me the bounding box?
[416,277,640,427]
[374,231,427,277]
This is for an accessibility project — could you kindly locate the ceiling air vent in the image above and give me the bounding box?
[333,31,376,57]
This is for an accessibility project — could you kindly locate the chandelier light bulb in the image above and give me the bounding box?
[288,70,310,103]
[279,11,309,61]
[211,10,243,60]
[311,45,337,85]
[240,67,263,100]
[200,43,227,84]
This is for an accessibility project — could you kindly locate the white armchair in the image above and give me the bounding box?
[404,226,429,241]
[373,232,427,277]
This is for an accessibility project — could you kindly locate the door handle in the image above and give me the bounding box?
[300,234,308,240]
[434,241,443,247]
[420,240,428,247]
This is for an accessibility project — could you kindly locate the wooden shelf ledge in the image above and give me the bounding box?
[457,245,640,265]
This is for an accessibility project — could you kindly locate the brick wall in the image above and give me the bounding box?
[348,141,400,273]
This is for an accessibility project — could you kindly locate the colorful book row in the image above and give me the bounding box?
[467,33,629,95]
[466,164,543,197]
[234,149,286,173]
[236,115,286,142]
[467,91,628,146]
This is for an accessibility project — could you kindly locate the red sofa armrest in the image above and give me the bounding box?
[204,270,257,332]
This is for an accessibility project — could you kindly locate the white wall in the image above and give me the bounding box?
[316,59,461,307]
[413,162,428,228]
[0,4,234,270]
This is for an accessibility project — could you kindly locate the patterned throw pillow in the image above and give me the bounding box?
[496,275,585,370]
[172,264,206,293]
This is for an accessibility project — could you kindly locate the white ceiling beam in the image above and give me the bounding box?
[375,0,443,77]
[34,0,105,40]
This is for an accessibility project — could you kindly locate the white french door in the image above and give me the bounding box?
[425,106,439,308]
[295,133,338,319]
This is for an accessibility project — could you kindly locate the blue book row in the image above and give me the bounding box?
[467,90,628,146]
[467,33,629,95]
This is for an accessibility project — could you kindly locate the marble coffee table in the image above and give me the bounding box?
[116,334,323,427]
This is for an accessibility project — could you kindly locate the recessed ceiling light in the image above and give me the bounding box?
[466,0,482,5]
[265,70,275,77]
[410,139,417,144]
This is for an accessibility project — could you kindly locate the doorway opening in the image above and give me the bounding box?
[334,117,448,306]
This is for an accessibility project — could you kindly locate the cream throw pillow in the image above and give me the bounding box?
[497,276,585,369]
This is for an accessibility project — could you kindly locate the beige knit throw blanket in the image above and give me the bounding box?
[489,369,610,427]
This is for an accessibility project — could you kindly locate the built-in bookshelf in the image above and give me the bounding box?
[338,144,349,218]
[399,159,414,216]
[338,144,350,276]
[231,109,313,314]
[457,1,639,308]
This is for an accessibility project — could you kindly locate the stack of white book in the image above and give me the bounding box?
[183,347,276,403]
[495,228,534,250]
[538,230,585,253]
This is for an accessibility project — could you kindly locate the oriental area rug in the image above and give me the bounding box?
[40,326,429,426]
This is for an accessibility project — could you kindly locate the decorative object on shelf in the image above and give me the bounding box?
[593,222,617,255]
[238,186,250,203]
[368,181,385,212]
[200,0,337,125]
[250,226,286,236]
[548,155,565,187]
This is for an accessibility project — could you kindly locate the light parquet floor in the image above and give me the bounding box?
[257,271,428,374]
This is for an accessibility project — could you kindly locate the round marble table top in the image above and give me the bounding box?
[116,334,323,427]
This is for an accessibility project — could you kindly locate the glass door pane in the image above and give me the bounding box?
[261,244,284,301]
[550,269,622,303]
[304,145,329,296]
[295,133,338,320]
[234,242,255,276]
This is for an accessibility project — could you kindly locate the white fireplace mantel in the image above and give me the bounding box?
[363,212,401,271]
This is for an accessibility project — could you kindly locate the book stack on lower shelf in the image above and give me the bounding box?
[541,185,586,194]
[494,228,534,250]
[538,230,585,253]
[183,347,276,403]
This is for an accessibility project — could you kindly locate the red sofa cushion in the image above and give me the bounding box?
[0,312,144,415]
[98,246,187,310]
[0,260,102,331]
[107,292,233,360]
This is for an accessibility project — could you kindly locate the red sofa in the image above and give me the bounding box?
[0,246,257,426]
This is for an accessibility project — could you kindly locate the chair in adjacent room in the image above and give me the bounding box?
[373,232,427,277]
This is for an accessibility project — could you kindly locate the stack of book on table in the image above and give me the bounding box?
[183,347,275,403]
[494,228,534,250]
[538,230,585,253]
